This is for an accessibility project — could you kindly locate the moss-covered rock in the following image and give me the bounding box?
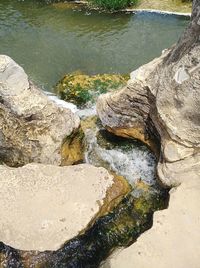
[55,73,129,107]
[61,127,85,166]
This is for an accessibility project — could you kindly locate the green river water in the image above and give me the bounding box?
[0,0,189,90]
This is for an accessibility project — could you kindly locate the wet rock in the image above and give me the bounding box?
[0,163,131,251]
[61,126,85,165]
[0,55,80,166]
[55,73,128,107]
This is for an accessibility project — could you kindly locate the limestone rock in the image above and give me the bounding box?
[97,11,200,187]
[0,163,130,251]
[103,176,200,268]
[0,55,80,166]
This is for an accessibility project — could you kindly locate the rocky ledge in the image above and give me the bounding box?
[0,163,130,252]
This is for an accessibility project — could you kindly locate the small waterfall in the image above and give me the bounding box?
[82,115,157,187]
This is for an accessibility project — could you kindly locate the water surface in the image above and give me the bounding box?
[0,0,189,90]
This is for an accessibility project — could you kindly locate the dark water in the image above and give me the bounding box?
[0,0,189,90]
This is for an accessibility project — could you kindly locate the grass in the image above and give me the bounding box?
[89,0,138,10]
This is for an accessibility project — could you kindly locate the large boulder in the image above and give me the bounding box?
[0,55,80,167]
[97,47,200,187]
[97,1,200,187]
[0,163,130,251]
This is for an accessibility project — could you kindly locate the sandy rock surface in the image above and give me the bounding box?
[0,163,125,251]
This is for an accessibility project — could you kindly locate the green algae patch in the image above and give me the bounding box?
[55,73,129,108]
[81,115,99,132]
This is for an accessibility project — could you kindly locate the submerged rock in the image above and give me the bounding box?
[0,163,131,251]
[55,73,128,107]
[0,55,80,167]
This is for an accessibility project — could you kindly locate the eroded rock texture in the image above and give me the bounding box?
[97,0,200,187]
[0,55,80,166]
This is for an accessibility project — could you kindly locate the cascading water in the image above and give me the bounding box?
[84,123,156,186]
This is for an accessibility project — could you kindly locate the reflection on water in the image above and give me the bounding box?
[0,0,189,90]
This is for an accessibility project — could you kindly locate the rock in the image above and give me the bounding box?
[98,3,200,268]
[55,73,129,107]
[60,127,85,166]
[97,2,200,187]
[102,176,200,268]
[0,163,131,251]
[0,55,80,167]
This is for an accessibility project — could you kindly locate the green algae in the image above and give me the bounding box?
[55,73,129,107]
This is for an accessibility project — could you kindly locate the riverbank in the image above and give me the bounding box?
[132,0,192,13]
[72,0,192,14]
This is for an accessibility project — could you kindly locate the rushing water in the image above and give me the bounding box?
[82,118,157,186]
[0,0,189,90]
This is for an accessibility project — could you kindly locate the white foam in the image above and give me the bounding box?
[76,105,96,118]
[97,147,156,185]
[44,91,78,113]
[84,128,156,186]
